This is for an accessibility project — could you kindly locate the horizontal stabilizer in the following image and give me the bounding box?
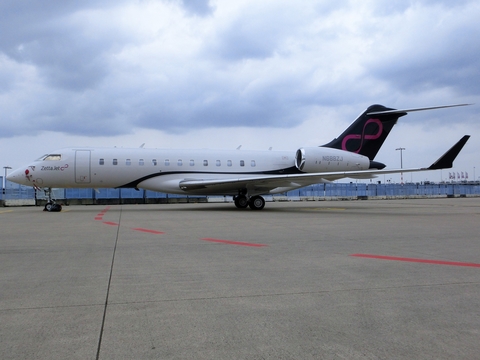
[367,103,472,116]
[428,135,470,170]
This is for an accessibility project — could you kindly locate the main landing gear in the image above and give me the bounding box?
[233,194,266,210]
[43,188,62,212]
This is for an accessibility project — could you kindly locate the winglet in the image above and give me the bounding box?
[428,135,470,170]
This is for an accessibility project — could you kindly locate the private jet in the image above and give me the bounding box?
[7,104,471,211]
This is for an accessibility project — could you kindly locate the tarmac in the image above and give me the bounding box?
[1,198,480,359]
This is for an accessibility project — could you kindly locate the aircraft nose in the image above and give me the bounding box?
[6,167,29,185]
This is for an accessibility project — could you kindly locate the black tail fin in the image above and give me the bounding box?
[322,105,407,160]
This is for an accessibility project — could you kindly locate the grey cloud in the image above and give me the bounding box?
[110,60,345,134]
[16,35,111,91]
[131,81,313,132]
[0,0,123,47]
[212,28,277,61]
[28,90,131,137]
[128,66,377,135]
[370,0,474,16]
[369,25,480,98]
[0,0,130,91]
[0,57,17,94]
[0,0,478,142]
[205,5,309,61]
[181,0,214,16]
[314,0,350,15]
[161,0,214,17]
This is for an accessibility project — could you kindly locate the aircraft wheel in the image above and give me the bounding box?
[52,203,62,212]
[234,195,249,209]
[44,202,62,212]
[249,195,265,210]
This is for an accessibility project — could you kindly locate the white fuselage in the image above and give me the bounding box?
[7,147,370,196]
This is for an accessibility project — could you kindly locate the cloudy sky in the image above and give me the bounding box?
[1,0,479,183]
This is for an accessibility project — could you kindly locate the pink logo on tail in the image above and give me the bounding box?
[341,118,383,153]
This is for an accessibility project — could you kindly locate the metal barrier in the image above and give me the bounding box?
[2,179,480,205]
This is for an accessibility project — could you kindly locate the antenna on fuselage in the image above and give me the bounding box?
[140,143,145,148]
[236,145,242,150]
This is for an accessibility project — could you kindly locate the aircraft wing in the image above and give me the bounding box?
[178,135,470,195]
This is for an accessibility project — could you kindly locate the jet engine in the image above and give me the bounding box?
[295,147,370,173]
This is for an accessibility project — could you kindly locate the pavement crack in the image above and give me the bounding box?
[95,206,122,360]
[104,280,480,306]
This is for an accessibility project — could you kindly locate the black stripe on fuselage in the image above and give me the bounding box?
[117,166,302,189]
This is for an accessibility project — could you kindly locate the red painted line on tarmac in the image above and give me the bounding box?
[350,254,480,268]
[94,207,110,221]
[103,221,118,226]
[132,228,165,234]
[201,238,267,247]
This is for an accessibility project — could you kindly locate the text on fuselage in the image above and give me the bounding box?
[41,164,69,171]
[322,156,344,162]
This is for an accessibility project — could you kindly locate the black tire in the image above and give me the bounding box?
[44,202,62,212]
[51,203,62,212]
[249,196,265,210]
[234,195,249,209]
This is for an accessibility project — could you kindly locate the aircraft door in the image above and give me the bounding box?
[75,150,91,184]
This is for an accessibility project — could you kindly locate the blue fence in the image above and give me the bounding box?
[285,183,480,198]
[2,176,480,202]
[2,177,36,201]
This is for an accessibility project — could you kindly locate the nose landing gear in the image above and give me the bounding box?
[43,188,62,212]
[44,202,62,212]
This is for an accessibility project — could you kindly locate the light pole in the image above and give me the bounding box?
[396,147,405,184]
[3,166,12,194]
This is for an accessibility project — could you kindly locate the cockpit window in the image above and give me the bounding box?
[35,154,49,161]
[37,154,61,161]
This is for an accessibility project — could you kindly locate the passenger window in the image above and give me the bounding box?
[126,159,131,166]
[139,159,144,166]
[203,160,208,166]
[113,159,118,165]
[99,159,104,165]
[216,160,221,167]
[165,159,170,166]
[178,159,183,166]
[240,160,245,167]
[251,160,256,167]
[190,160,195,166]
[152,159,157,166]
[227,160,232,167]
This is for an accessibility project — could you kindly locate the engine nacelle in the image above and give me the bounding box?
[295,147,370,173]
